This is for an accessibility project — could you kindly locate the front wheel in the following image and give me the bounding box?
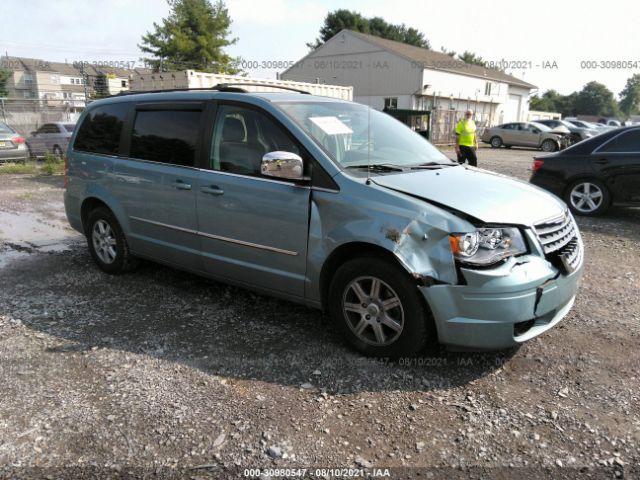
[86,207,139,274]
[564,179,610,216]
[328,257,434,357]
[541,139,558,152]
[490,136,502,148]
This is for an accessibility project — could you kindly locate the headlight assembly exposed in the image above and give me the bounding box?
[449,227,527,266]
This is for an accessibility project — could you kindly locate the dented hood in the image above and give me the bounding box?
[372,166,565,226]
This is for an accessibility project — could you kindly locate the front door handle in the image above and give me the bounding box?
[172,180,192,190]
[200,185,224,196]
[594,158,609,165]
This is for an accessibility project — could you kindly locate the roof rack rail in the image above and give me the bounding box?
[214,82,311,94]
[108,82,311,98]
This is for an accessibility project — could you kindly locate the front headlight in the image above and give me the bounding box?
[449,227,527,266]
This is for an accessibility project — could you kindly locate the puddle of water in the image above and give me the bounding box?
[0,209,82,267]
[0,248,31,269]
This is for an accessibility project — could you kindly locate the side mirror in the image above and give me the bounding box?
[261,151,304,180]
[532,129,540,134]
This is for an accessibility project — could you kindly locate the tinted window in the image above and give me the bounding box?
[63,124,75,132]
[599,129,640,153]
[501,123,516,130]
[211,105,300,175]
[74,103,128,155]
[130,110,201,167]
[0,123,15,134]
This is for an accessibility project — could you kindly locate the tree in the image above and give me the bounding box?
[308,9,430,49]
[440,47,457,58]
[0,68,10,97]
[457,51,485,66]
[618,74,640,117]
[139,0,240,74]
[573,81,620,117]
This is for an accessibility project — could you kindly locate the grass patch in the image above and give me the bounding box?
[0,154,64,176]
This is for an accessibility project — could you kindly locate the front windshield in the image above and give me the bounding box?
[276,101,453,168]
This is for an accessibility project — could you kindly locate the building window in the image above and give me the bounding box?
[484,82,492,96]
[121,80,127,87]
[23,73,33,85]
[384,97,398,110]
[51,75,60,84]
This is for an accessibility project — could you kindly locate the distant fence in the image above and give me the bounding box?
[430,110,490,145]
[0,99,83,136]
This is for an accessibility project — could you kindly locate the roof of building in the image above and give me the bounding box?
[1,56,152,78]
[340,30,536,89]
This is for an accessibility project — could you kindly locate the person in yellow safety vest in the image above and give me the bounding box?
[454,109,478,166]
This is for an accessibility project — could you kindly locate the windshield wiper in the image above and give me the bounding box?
[345,164,405,172]
[410,161,457,169]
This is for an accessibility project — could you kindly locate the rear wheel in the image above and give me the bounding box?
[328,257,434,357]
[565,179,610,216]
[52,145,63,159]
[86,207,139,274]
[490,136,502,148]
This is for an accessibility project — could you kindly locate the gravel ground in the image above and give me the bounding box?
[0,150,639,479]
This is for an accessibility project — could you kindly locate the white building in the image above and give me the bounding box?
[281,30,536,126]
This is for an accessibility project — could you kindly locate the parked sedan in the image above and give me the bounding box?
[530,126,640,215]
[26,122,75,158]
[0,122,29,163]
[481,122,564,152]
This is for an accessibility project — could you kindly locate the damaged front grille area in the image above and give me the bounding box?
[533,211,583,274]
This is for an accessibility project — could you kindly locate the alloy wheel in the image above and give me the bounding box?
[92,219,117,264]
[342,276,404,346]
[570,182,604,213]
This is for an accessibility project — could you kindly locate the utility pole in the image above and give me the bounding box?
[79,63,89,103]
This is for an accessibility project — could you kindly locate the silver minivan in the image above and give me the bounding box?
[64,88,584,357]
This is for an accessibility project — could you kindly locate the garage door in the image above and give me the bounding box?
[504,94,522,123]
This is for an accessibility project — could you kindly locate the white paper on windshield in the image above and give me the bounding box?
[310,116,353,135]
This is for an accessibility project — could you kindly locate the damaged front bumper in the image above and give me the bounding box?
[420,253,583,350]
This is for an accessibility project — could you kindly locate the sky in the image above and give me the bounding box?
[2,0,639,98]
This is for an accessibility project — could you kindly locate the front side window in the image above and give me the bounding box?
[210,104,300,175]
[599,129,640,153]
[130,110,201,167]
[276,101,450,168]
[74,103,128,155]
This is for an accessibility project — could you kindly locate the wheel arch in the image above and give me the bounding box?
[319,242,427,312]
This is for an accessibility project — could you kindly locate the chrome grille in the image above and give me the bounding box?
[533,212,583,273]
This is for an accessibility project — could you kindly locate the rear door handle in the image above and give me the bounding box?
[594,159,609,165]
[172,180,192,190]
[200,185,224,196]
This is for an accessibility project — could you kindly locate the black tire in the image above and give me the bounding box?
[564,179,610,216]
[504,145,512,149]
[52,145,63,159]
[328,257,434,357]
[490,136,502,148]
[541,139,558,152]
[86,207,139,274]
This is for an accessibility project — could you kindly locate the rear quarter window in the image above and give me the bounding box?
[74,103,129,155]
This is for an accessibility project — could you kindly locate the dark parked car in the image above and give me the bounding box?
[530,126,640,215]
[0,122,28,163]
[534,119,599,144]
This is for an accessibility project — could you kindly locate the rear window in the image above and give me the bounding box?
[130,110,201,167]
[74,103,128,155]
[598,129,640,153]
[63,124,75,132]
[0,123,15,134]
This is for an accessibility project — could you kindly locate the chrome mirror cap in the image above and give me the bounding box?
[261,151,304,180]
